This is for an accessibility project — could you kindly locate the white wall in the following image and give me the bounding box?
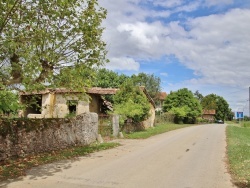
[27,93,90,118]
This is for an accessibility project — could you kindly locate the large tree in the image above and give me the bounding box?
[93,68,129,88]
[0,0,107,92]
[214,96,230,121]
[162,88,202,124]
[131,73,161,101]
[194,90,204,102]
[201,94,217,110]
[113,81,150,124]
[201,94,231,121]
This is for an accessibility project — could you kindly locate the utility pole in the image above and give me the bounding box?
[249,87,250,117]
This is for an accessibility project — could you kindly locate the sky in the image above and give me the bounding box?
[99,0,250,117]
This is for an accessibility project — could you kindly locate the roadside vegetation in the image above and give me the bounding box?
[227,123,250,188]
[0,142,119,182]
[123,121,193,139]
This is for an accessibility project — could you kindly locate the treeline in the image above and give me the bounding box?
[1,68,233,125]
[161,89,233,124]
[93,68,161,102]
[0,68,161,117]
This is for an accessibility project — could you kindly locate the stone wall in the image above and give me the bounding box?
[143,103,156,128]
[0,113,98,161]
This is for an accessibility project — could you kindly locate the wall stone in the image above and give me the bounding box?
[143,103,156,128]
[112,115,119,137]
[0,113,98,161]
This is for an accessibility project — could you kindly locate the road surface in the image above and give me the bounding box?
[1,124,235,188]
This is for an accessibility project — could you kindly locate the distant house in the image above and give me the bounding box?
[155,92,167,112]
[202,109,216,122]
[20,87,155,127]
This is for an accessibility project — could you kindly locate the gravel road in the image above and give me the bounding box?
[1,124,235,188]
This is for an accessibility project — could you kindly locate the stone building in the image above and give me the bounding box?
[20,87,155,128]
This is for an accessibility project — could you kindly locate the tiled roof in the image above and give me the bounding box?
[87,87,118,95]
[203,109,216,115]
[157,92,167,100]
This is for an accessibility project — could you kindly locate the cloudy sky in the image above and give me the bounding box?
[99,0,250,116]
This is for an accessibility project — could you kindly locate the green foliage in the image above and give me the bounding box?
[163,88,202,124]
[113,81,150,124]
[227,126,250,187]
[124,123,193,139]
[244,116,250,121]
[242,121,250,128]
[215,96,230,120]
[201,94,231,121]
[201,94,217,110]
[93,68,129,88]
[93,69,162,103]
[194,90,204,102]
[0,90,21,115]
[65,112,76,118]
[0,0,107,93]
[131,72,161,100]
[196,117,209,124]
[155,112,175,124]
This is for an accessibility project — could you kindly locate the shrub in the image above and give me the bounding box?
[113,81,150,128]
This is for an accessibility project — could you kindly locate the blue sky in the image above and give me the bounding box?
[99,0,250,116]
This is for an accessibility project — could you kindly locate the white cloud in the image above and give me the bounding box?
[105,57,140,71]
[99,0,250,113]
[171,9,250,87]
[204,0,233,7]
[174,1,201,13]
[153,0,183,8]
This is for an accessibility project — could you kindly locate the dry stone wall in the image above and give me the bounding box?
[0,113,98,161]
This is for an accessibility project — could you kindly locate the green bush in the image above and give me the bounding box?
[113,81,150,126]
[155,112,175,124]
[196,117,209,124]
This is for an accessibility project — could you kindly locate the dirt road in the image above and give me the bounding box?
[1,124,235,188]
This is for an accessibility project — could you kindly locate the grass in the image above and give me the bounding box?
[0,142,120,182]
[123,123,193,139]
[227,125,250,188]
[242,121,250,128]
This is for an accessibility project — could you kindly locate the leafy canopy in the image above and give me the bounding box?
[163,88,202,123]
[93,69,161,103]
[201,94,231,121]
[113,81,150,124]
[0,90,21,115]
[131,73,161,101]
[201,94,217,110]
[93,68,129,88]
[0,0,107,92]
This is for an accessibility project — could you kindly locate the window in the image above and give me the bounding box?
[67,100,78,114]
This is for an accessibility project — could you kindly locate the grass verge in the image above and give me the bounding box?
[227,125,250,188]
[124,123,193,139]
[0,142,120,182]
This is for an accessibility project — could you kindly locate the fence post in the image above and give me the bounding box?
[112,115,119,137]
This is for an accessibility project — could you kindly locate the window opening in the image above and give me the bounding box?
[67,100,78,114]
